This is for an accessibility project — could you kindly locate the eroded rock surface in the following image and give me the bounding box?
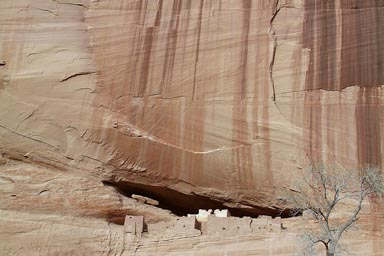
[1,0,384,254]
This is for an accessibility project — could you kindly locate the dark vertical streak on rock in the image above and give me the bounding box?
[304,0,337,90]
[243,0,254,188]
[339,6,384,90]
[128,1,146,96]
[154,0,163,27]
[306,92,322,164]
[303,1,323,163]
[302,0,315,90]
[340,9,355,89]
[252,11,272,188]
[340,6,384,168]
[240,0,251,99]
[160,0,181,95]
[376,7,384,85]
[137,1,164,97]
[269,0,280,101]
[192,0,204,101]
[304,1,336,163]
[356,88,382,168]
[137,27,154,97]
[180,1,192,71]
[302,2,384,167]
[231,0,254,189]
[323,3,337,90]
[372,2,384,243]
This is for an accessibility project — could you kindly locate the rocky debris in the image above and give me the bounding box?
[0,60,5,66]
[131,194,159,206]
[0,154,8,165]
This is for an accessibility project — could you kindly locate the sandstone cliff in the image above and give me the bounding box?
[0,0,384,255]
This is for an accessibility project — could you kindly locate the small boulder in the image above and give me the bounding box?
[132,194,159,206]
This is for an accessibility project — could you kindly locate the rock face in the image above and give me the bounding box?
[1,208,383,255]
[1,0,384,254]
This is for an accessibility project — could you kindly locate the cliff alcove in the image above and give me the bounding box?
[102,180,293,223]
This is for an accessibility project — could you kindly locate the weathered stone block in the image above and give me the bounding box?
[214,209,230,217]
[196,209,212,222]
[228,217,252,234]
[131,194,159,206]
[270,217,281,232]
[124,215,144,238]
[251,215,272,232]
[206,215,230,235]
[147,221,170,233]
[174,216,196,231]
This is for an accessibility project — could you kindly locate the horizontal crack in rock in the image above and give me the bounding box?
[60,71,97,82]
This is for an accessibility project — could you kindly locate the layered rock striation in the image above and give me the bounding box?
[0,0,384,239]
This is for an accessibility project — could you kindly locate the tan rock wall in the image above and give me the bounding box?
[1,210,383,256]
[1,0,384,219]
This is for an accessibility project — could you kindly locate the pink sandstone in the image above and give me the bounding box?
[0,0,384,255]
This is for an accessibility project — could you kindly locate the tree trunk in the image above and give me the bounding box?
[326,242,336,256]
[326,248,335,256]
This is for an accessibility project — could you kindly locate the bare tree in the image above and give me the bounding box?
[287,166,384,256]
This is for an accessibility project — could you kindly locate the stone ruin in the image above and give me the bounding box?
[124,215,144,238]
[124,209,283,238]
